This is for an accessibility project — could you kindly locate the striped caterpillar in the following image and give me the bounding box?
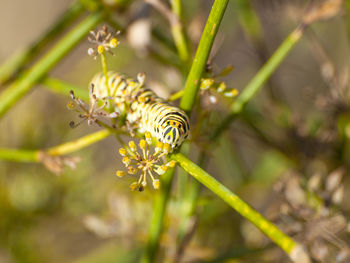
[90,71,190,148]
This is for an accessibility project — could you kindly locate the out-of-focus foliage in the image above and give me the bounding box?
[1,0,350,262]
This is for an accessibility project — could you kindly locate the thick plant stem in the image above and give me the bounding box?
[0,129,112,162]
[212,24,306,140]
[141,168,175,263]
[142,1,229,262]
[0,1,84,86]
[0,12,103,119]
[0,149,37,162]
[174,152,204,263]
[171,153,310,263]
[180,0,229,113]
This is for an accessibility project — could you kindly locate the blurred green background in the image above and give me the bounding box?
[1,0,350,262]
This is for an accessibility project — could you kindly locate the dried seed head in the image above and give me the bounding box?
[88,25,120,58]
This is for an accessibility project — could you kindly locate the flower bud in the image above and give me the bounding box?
[163,143,171,153]
[153,179,160,189]
[139,139,147,150]
[122,156,131,166]
[167,160,177,168]
[145,132,152,145]
[116,170,126,177]
[119,148,127,156]
[129,141,137,152]
[109,38,119,48]
[97,45,105,54]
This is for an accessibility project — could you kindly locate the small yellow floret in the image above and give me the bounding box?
[130,182,140,191]
[145,132,152,144]
[116,170,126,177]
[224,89,239,98]
[109,38,119,48]
[153,179,161,189]
[128,166,137,175]
[139,139,147,150]
[122,156,131,166]
[66,101,76,110]
[97,45,105,54]
[119,148,127,156]
[200,78,214,90]
[217,82,226,93]
[167,160,177,168]
[129,141,137,152]
[163,143,171,153]
[155,141,163,153]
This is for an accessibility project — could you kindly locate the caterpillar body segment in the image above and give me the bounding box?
[90,71,190,148]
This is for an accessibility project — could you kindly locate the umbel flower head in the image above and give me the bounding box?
[116,132,176,192]
[199,65,238,104]
[67,85,117,128]
[88,25,120,58]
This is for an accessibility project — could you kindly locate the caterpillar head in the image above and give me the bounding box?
[161,114,189,148]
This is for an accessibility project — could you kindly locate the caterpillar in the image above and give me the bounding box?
[90,71,190,148]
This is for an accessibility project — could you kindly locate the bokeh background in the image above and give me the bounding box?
[1,0,350,262]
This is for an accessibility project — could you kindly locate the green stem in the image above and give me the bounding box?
[143,1,229,262]
[0,12,103,119]
[0,149,37,162]
[0,1,84,86]
[212,24,305,140]
[175,152,204,262]
[141,168,175,263]
[0,129,112,163]
[180,0,229,113]
[176,142,190,199]
[169,89,183,101]
[171,153,310,262]
[100,52,111,97]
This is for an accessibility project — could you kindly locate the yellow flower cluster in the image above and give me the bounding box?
[87,25,120,58]
[116,132,176,191]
